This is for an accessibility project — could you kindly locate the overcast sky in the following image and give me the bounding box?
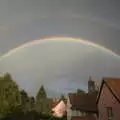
[0,0,120,97]
[0,0,120,54]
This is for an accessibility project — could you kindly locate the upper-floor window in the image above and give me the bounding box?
[106,107,114,120]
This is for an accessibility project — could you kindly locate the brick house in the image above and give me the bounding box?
[96,78,120,120]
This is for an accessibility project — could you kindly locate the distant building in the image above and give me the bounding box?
[97,78,120,120]
[67,77,98,120]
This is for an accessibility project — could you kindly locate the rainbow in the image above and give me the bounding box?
[0,37,119,61]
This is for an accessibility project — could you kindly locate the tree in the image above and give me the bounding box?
[60,94,66,101]
[20,89,30,113]
[20,90,29,103]
[30,96,35,104]
[29,96,35,111]
[76,89,85,94]
[36,85,50,114]
[3,73,12,81]
[36,85,47,101]
[0,73,21,115]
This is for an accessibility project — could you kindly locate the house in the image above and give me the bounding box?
[52,98,67,118]
[67,78,98,120]
[67,93,97,120]
[52,100,67,117]
[96,78,120,120]
[52,98,60,108]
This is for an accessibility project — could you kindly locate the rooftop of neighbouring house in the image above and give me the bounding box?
[97,77,120,104]
[71,116,96,120]
[68,93,97,113]
[105,78,120,99]
[52,98,67,108]
[52,98,60,108]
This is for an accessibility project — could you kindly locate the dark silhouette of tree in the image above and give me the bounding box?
[20,90,29,102]
[35,85,51,115]
[20,89,30,113]
[0,73,21,115]
[3,73,12,81]
[77,89,85,94]
[36,85,47,101]
[29,96,35,111]
[30,96,35,103]
[60,94,66,101]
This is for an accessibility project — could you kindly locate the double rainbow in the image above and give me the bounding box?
[0,37,119,61]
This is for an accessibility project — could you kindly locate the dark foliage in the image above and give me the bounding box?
[1,111,67,120]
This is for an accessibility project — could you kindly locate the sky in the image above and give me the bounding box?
[0,0,120,54]
[0,39,120,97]
[0,0,120,97]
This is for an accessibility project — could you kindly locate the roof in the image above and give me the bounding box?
[52,101,67,117]
[52,99,67,109]
[68,93,97,112]
[96,78,120,104]
[52,99,60,108]
[71,116,96,120]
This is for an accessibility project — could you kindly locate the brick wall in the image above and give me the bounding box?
[98,83,120,120]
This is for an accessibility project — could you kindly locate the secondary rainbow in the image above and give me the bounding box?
[0,37,119,61]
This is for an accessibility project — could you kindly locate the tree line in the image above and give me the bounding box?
[0,73,52,118]
[0,72,88,120]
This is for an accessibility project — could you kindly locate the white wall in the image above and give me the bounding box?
[67,96,72,120]
[71,110,83,116]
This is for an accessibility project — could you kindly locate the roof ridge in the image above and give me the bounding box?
[105,79,120,101]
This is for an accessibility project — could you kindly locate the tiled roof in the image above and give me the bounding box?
[71,116,96,120]
[96,77,120,104]
[104,78,120,101]
[68,93,97,112]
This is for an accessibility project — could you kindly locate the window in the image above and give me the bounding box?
[106,107,114,120]
[81,112,85,116]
